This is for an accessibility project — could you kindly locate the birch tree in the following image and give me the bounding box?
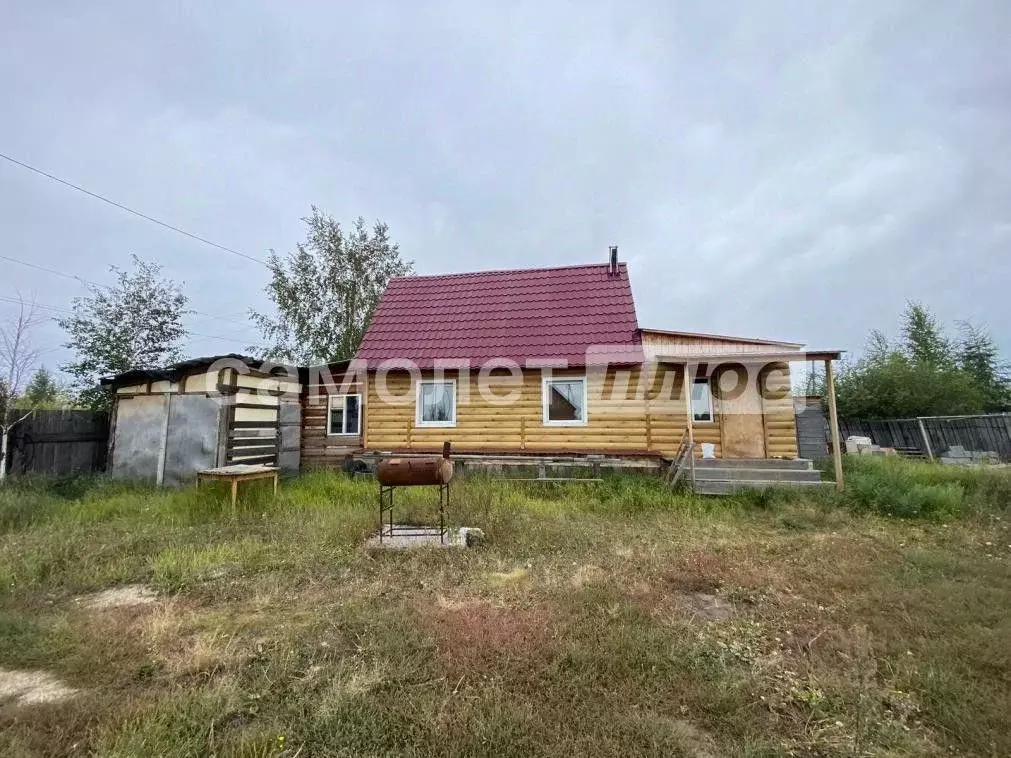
[0,295,45,483]
[250,207,413,364]
[59,256,188,410]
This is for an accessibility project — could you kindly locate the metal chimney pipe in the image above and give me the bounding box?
[609,245,618,275]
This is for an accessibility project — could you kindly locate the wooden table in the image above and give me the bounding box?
[196,464,279,513]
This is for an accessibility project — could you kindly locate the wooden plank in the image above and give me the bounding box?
[825,359,844,490]
[227,443,278,455]
[225,454,277,466]
[230,436,280,448]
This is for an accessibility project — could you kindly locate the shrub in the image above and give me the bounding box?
[840,457,970,519]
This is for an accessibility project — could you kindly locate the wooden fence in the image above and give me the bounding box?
[4,410,109,476]
[838,414,1011,461]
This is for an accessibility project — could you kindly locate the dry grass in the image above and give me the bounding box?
[0,466,1007,756]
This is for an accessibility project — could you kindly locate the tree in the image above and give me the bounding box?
[831,302,1009,418]
[59,256,188,410]
[20,367,66,409]
[250,207,413,364]
[1,295,45,482]
[957,321,1011,412]
[902,302,954,368]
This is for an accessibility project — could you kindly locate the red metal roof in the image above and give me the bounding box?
[355,263,643,368]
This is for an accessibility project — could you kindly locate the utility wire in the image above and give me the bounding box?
[0,251,258,331]
[0,151,269,266]
[0,295,244,344]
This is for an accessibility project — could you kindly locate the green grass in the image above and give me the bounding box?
[0,462,1008,756]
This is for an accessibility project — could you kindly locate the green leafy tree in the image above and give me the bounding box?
[59,256,188,411]
[20,367,67,409]
[250,207,413,364]
[956,321,1011,412]
[902,302,954,367]
[831,302,1008,418]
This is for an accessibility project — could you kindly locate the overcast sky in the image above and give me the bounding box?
[1,1,1008,376]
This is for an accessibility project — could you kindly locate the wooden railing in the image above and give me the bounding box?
[664,430,696,491]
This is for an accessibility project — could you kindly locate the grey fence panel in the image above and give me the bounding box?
[163,395,221,487]
[922,415,1011,460]
[111,395,168,482]
[278,401,301,475]
[794,398,828,460]
[6,410,108,476]
[838,413,1011,461]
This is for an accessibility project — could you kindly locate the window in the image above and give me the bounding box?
[691,378,714,423]
[416,380,456,427]
[328,393,361,435]
[543,376,587,426]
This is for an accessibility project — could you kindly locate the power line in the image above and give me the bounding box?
[0,251,259,331]
[0,295,246,344]
[0,151,268,267]
[0,253,102,288]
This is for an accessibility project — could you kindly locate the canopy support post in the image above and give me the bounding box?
[824,358,844,490]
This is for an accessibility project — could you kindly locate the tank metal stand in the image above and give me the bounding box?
[378,483,449,544]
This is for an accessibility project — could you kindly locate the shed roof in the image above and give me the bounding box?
[100,354,261,386]
[100,354,348,387]
[354,263,643,368]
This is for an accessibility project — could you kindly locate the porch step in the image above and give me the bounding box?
[689,457,827,496]
[695,479,831,496]
[694,458,813,471]
[695,467,823,483]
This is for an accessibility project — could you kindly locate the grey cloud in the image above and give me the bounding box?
[0,0,1008,372]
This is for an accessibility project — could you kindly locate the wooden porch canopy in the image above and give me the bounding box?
[655,349,846,490]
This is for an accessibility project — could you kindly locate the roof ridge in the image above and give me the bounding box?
[390,261,626,282]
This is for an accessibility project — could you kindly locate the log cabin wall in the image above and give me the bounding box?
[362,364,722,458]
[300,370,365,469]
[760,362,799,459]
[360,360,797,460]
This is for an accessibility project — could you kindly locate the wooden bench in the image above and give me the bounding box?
[196,464,279,513]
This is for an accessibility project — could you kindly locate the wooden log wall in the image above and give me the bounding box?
[363,365,719,458]
[760,362,799,459]
[300,374,364,469]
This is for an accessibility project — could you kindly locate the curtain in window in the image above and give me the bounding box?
[691,380,712,422]
[329,404,345,434]
[345,395,360,433]
[421,383,454,422]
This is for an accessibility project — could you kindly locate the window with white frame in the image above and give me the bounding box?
[416,380,456,427]
[328,393,361,435]
[691,378,714,423]
[543,376,587,425]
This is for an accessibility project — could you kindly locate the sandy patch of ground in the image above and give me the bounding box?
[486,567,529,585]
[0,668,77,705]
[677,592,736,621]
[77,584,158,610]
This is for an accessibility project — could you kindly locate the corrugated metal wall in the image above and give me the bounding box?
[111,393,222,485]
[794,396,828,460]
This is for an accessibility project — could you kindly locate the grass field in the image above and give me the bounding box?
[0,458,1008,757]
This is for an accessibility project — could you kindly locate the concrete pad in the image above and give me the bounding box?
[365,525,464,550]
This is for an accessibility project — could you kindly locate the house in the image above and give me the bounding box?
[103,252,845,488]
[302,252,844,475]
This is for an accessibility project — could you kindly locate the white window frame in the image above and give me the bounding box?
[691,378,715,424]
[542,375,588,427]
[415,379,457,428]
[327,393,362,436]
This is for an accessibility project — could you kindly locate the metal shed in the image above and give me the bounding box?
[102,355,302,486]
